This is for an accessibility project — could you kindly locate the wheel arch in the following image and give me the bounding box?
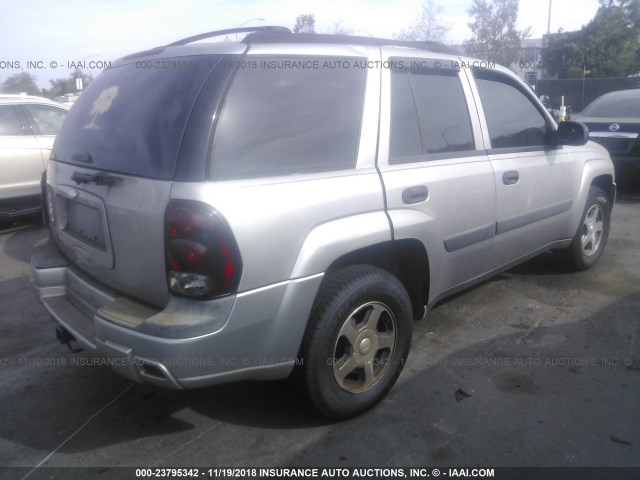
[569,158,615,232]
[325,239,430,321]
[590,174,615,210]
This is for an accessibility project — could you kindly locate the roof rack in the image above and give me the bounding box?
[166,26,292,47]
[242,32,458,55]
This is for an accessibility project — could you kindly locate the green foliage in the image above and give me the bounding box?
[42,70,93,99]
[465,0,530,67]
[395,0,451,43]
[293,14,316,34]
[541,0,640,78]
[0,72,40,95]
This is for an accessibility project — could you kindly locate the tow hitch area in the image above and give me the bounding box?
[55,325,83,353]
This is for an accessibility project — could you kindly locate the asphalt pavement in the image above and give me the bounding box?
[0,185,638,479]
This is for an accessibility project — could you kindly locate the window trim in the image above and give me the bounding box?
[486,145,562,155]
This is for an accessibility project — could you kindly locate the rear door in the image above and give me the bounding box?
[47,53,238,308]
[377,52,497,302]
[469,68,577,267]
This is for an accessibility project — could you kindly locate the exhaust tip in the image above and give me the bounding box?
[55,325,75,344]
[55,325,82,353]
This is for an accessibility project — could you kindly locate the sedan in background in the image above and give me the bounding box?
[578,89,640,183]
[0,94,69,221]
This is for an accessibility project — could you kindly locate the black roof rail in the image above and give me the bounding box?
[243,32,458,55]
[166,26,292,47]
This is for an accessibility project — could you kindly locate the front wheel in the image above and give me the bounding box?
[299,265,413,419]
[562,186,611,270]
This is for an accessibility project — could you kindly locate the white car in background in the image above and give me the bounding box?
[0,94,69,221]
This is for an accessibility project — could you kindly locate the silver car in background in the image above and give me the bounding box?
[0,94,68,220]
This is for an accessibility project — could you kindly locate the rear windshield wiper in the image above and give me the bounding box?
[71,170,122,186]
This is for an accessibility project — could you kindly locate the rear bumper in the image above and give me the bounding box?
[31,235,322,389]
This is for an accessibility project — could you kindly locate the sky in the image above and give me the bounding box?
[0,0,601,89]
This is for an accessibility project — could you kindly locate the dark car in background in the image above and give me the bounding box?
[578,89,640,183]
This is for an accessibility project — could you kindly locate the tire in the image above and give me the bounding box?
[563,186,611,271]
[299,265,413,419]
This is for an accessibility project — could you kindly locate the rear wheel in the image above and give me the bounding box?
[562,186,611,270]
[299,265,412,419]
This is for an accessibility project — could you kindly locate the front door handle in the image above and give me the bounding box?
[402,185,429,205]
[502,171,520,185]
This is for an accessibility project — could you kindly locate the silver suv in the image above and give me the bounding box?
[31,27,615,419]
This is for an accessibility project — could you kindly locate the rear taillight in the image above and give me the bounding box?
[165,200,242,299]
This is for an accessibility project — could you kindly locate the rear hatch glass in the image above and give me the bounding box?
[53,55,221,179]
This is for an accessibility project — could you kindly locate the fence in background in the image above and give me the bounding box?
[533,77,640,113]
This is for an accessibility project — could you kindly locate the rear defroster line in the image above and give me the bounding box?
[20,383,134,480]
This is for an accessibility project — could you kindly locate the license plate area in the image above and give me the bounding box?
[54,186,114,269]
[65,200,106,249]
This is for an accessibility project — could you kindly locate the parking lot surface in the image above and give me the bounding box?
[0,186,638,478]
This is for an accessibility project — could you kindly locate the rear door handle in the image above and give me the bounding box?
[402,185,429,205]
[502,171,519,185]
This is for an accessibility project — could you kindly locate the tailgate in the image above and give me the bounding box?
[47,162,171,307]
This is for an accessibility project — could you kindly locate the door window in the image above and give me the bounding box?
[0,105,24,135]
[473,70,550,149]
[389,64,475,164]
[24,104,67,135]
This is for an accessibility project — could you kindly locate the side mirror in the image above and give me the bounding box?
[555,121,589,146]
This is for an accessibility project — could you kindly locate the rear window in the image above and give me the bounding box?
[53,56,220,179]
[210,57,367,180]
[25,104,67,135]
[582,93,640,118]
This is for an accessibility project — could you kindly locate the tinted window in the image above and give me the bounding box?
[390,65,474,164]
[210,57,366,180]
[54,56,220,179]
[582,93,640,118]
[390,71,422,159]
[25,104,67,135]
[474,70,549,149]
[0,105,24,135]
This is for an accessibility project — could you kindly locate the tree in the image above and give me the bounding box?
[293,14,316,34]
[395,0,450,43]
[42,69,93,99]
[541,0,640,78]
[330,18,352,36]
[465,0,530,67]
[0,72,40,95]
